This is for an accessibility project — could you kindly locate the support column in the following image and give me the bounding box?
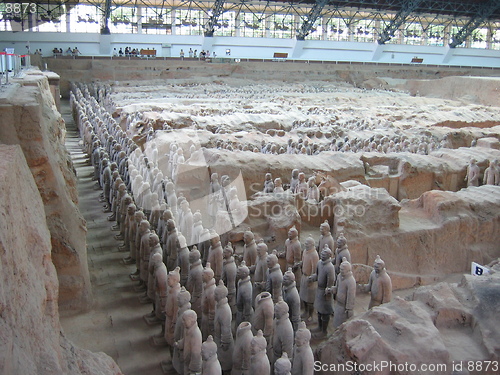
[322,17,327,40]
[137,6,142,34]
[373,20,380,42]
[66,10,71,32]
[172,9,177,35]
[421,24,428,46]
[28,12,34,30]
[348,23,354,42]
[235,13,241,37]
[486,27,492,49]
[443,24,450,47]
[101,0,112,34]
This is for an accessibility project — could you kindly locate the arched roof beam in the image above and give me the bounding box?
[296,0,329,40]
[204,0,226,37]
[377,0,423,44]
[449,0,500,48]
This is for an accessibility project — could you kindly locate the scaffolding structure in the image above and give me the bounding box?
[1,0,500,49]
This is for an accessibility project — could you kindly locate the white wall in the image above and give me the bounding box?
[1,31,499,68]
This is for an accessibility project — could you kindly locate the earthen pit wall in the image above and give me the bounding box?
[201,147,500,203]
[0,144,120,375]
[0,72,92,311]
[200,148,500,287]
[346,208,500,289]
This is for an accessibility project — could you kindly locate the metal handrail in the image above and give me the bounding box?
[0,52,30,85]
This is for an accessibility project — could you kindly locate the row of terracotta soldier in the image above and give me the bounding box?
[73,82,393,375]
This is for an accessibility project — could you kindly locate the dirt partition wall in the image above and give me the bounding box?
[0,71,91,310]
[0,144,120,375]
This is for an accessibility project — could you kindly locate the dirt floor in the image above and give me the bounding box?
[60,99,167,375]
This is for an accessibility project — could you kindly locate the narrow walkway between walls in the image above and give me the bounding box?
[60,99,167,375]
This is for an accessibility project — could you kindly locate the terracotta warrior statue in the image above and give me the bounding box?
[232,321,253,375]
[187,247,203,319]
[122,203,137,264]
[208,231,224,284]
[317,220,335,254]
[272,299,294,370]
[465,158,480,187]
[249,330,270,375]
[273,178,284,193]
[242,230,257,273]
[144,233,162,307]
[310,246,335,338]
[191,210,204,246]
[214,281,234,373]
[152,256,169,345]
[282,268,300,332]
[289,169,299,193]
[253,242,269,303]
[201,262,216,340]
[165,181,178,221]
[282,226,302,281]
[300,235,319,323]
[175,309,202,375]
[330,257,356,329]
[167,287,191,374]
[177,233,190,286]
[159,208,173,247]
[253,292,274,355]
[165,219,180,272]
[143,236,163,321]
[164,267,181,347]
[263,172,275,193]
[291,321,314,375]
[333,233,351,276]
[294,172,308,198]
[222,243,237,315]
[236,261,254,327]
[275,352,292,375]
[208,172,221,226]
[179,199,194,247]
[266,252,283,304]
[483,159,500,186]
[201,335,222,375]
[137,220,151,290]
[129,210,145,279]
[306,176,320,203]
[199,228,211,266]
[362,255,392,309]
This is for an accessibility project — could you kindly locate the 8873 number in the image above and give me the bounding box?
[3,3,37,14]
